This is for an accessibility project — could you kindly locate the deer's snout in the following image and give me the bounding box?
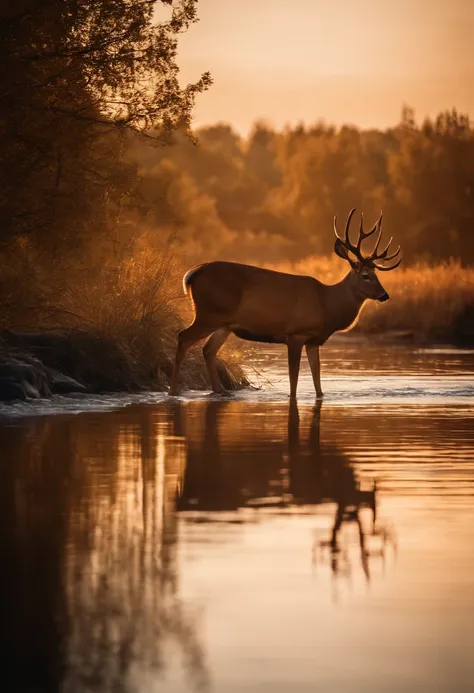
[378,291,389,302]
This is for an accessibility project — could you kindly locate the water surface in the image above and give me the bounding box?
[1,343,473,692]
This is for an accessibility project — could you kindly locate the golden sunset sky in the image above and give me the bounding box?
[176,0,474,133]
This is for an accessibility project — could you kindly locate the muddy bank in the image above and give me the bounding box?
[0,330,249,402]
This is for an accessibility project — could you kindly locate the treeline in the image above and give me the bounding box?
[2,3,474,271]
[131,107,474,265]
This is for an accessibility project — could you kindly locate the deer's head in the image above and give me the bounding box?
[333,208,401,302]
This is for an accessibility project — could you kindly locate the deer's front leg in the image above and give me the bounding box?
[305,343,323,398]
[287,339,303,400]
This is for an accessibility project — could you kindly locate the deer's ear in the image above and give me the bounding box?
[334,238,349,260]
[334,239,358,268]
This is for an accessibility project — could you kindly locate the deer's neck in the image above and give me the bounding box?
[322,272,366,336]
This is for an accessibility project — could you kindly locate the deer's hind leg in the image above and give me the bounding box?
[203,328,231,393]
[169,321,216,396]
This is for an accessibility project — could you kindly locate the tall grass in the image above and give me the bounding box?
[269,256,474,344]
[0,236,249,391]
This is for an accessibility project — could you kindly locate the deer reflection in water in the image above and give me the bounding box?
[286,402,397,591]
[176,399,397,596]
[313,475,398,593]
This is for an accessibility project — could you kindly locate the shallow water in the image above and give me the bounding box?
[0,343,473,692]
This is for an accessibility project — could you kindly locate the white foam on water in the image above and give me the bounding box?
[0,391,168,419]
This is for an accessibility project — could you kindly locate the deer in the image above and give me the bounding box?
[169,209,401,399]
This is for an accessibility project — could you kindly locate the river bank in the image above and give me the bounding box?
[0,329,249,403]
[2,326,473,404]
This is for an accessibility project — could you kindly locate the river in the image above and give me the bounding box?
[0,342,473,692]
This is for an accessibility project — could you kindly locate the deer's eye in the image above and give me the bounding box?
[361,273,371,281]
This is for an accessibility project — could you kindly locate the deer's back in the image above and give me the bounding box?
[186,261,325,337]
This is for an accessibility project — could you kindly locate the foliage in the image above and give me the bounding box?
[131,110,474,265]
[0,0,211,247]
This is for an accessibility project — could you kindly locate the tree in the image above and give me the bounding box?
[0,0,211,247]
[388,109,474,263]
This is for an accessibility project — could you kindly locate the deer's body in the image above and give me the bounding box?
[169,210,401,399]
[184,261,363,346]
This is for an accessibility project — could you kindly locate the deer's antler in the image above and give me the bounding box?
[334,209,401,271]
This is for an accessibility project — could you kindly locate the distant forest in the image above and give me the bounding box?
[131,107,474,265]
[2,1,474,271]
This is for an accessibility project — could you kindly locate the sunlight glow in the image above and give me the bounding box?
[175,0,474,132]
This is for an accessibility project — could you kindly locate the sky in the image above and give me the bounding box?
[173,0,474,134]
